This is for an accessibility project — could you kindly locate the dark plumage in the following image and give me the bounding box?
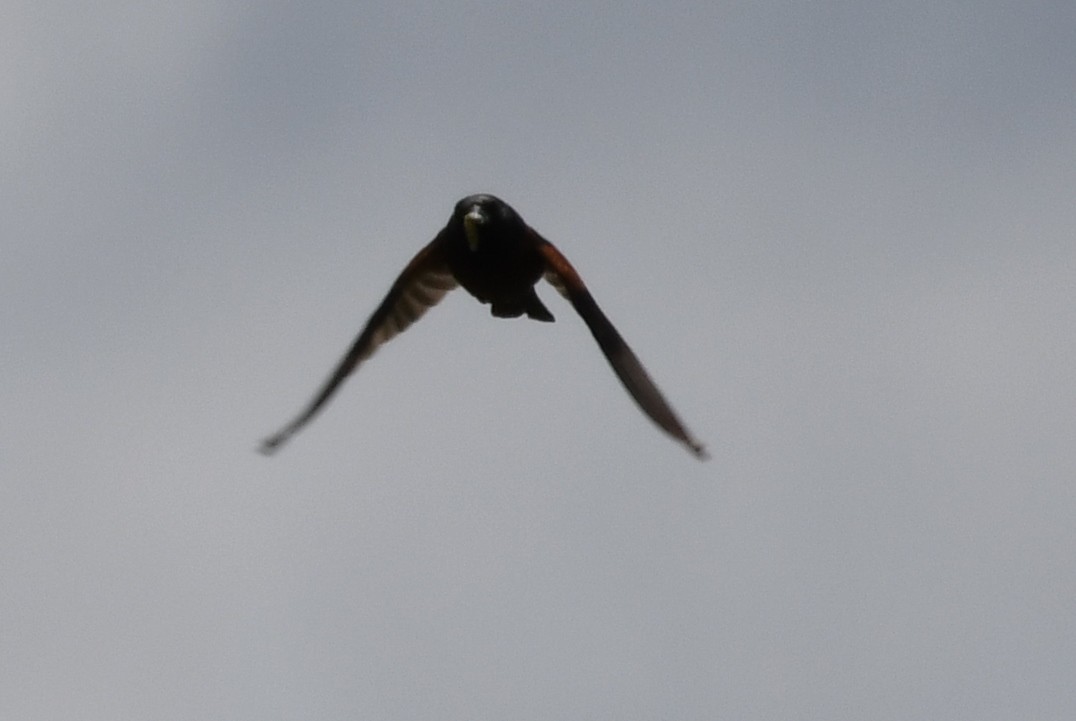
[261,194,706,459]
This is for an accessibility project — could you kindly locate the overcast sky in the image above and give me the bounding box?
[3,2,1075,719]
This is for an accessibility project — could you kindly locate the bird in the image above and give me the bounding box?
[260,194,707,459]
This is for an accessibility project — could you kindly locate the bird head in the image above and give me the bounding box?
[454,194,523,251]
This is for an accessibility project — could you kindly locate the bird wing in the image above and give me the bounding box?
[260,235,458,454]
[536,233,707,459]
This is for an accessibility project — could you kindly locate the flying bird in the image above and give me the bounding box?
[261,194,707,459]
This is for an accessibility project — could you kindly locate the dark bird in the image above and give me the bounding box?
[260,194,707,459]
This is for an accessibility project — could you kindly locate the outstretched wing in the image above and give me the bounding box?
[536,233,707,459]
[260,235,458,454]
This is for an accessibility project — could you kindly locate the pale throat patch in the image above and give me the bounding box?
[463,211,482,251]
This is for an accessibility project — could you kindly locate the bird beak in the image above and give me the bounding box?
[463,207,484,251]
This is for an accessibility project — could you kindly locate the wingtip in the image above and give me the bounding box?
[258,434,286,456]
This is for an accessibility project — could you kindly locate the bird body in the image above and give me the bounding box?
[261,194,706,459]
[444,196,553,320]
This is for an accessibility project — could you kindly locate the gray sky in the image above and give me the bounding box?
[4,2,1075,719]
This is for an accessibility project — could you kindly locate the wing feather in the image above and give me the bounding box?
[537,233,707,459]
[260,235,457,454]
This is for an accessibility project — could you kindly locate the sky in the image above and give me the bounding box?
[3,1,1076,719]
